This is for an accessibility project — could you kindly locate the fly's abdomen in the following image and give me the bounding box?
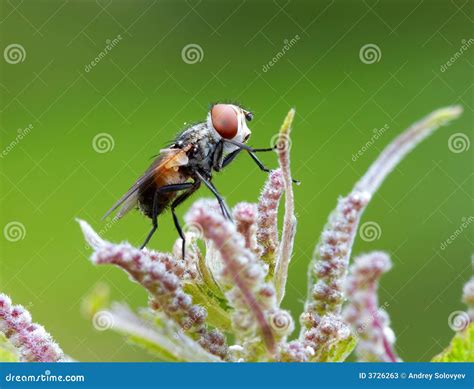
[138,185,174,218]
[138,167,188,219]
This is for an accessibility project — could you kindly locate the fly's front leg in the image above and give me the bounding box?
[224,138,275,153]
[222,146,270,174]
[248,151,300,184]
[248,151,271,174]
[223,139,300,184]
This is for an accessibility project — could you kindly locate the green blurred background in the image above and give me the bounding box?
[0,0,472,361]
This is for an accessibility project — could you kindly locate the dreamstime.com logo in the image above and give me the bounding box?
[92,133,115,153]
[3,221,26,242]
[440,216,473,250]
[182,221,204,240]
[352,124,390,162]
[270,133,292,152]
[448,132,470,154]
[0,124,33,158]
[181,44,204,64]
[84,215,119,250]
[84,35,123,73]
[262,35,300,73]
[5,370,85,383]
[440,38,474,72]
[359,221,382,242]
[359,43,381,64]
[355,301,390,335]
[92,310,114,331]
[447,310,470,332]
[4,43,26,64]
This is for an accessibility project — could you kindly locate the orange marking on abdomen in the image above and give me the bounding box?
[153,167,187,188]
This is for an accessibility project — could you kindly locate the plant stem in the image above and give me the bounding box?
[302,105,463,330]
[274,109,297,304]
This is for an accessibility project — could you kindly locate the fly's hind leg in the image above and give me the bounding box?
[140,190,159,250]
[139,182,195,250]
[170,182,200,260]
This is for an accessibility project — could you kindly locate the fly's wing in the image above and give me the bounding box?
[101,161,159,221]
[102,146,191,220]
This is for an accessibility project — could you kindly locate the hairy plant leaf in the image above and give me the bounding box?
[81,282,110,319]
[183,283,231,331]
[432,323,474,362]
[126,335,182,362]
[312,335,357,362]
[0,333,19,362]
[327,335,357,362]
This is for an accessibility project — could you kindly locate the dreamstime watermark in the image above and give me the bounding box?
[359,221,382,242]
[0,124,33,158]
[270,133,292,152]
[181,44,204,64]
[440,38,474,72]
[173,304,208,340]
[355,301,390,335]
[84,35,123,73]
[448,133,470,153]
[4,43,26,64]
[447,310,470,331]
[352,124,389,162]
[440,216,473,250]
[183,221,204,240]
[359,43,381,64]
[262,35,300,73]
[92,133,115,153]
[5,370,85,383]
[84,216,119,250]
[92,310,114,331]
[3,221,26,242]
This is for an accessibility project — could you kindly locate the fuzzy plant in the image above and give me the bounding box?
[0,294,64,362]
[342,252,398,362]
[1,106,472,362]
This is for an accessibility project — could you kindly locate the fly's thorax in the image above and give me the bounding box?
[179,123,218,174]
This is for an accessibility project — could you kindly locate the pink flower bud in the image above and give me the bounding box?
[342,252,398,362]
[0,294,64,362]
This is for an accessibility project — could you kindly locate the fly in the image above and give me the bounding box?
[102,103,294,258]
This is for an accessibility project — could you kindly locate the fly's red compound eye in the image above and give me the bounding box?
[211,104,238,139]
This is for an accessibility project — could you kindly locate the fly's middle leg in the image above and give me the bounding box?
[195,171,233,221]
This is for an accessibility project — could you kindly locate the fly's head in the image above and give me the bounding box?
[208,103,253,148]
